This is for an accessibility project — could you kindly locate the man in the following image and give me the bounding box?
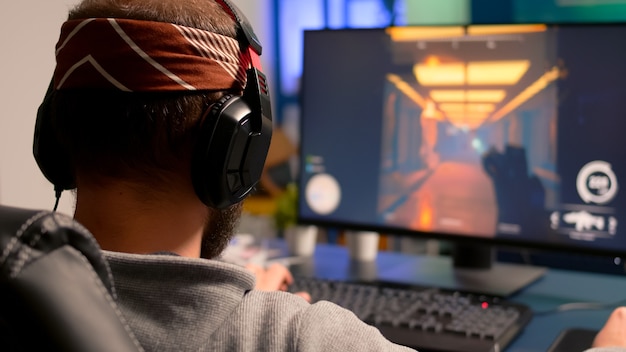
[34,0,413,350]
[34,0,626,351]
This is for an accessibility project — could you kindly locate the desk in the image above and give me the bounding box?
[285,243,626,352]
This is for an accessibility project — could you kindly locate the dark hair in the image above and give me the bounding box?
[52,0,239,189]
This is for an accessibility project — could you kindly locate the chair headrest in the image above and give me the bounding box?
[0,205,115,295]
[0,205,143,352]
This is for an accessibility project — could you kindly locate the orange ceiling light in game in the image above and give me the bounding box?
[386,24,554,130]
[413,59,531,86]
[386,24,547,42]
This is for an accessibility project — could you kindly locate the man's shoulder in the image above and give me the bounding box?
[236,293,415,351]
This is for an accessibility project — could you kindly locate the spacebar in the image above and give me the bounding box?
[376,325,499,352]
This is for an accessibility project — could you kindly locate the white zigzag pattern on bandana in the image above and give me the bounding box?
[55,18,96,57]
[108,19,196,90]
[56,18,198,91]
[55,18,248,91]
[175,24,247,86]
[57,55,131,91]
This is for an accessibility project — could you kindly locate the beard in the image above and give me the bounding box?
[200,202,243,259]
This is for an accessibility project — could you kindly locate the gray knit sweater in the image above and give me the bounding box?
[103,251,414,351]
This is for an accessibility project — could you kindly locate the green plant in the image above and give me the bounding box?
[273,182,298,230]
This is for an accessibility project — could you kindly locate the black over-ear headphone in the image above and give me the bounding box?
[33,0,273,209]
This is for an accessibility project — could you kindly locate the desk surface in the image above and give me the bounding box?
[283,243,626,352]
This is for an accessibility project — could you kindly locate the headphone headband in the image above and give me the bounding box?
[215,0,263,55]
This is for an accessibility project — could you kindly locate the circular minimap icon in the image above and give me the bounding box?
[305,173,341,215]
[576,161,618,204]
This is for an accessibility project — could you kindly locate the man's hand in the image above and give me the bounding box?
[245,263,311,302]
[593,307,626,348]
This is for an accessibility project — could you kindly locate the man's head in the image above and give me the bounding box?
[34,0,273,258]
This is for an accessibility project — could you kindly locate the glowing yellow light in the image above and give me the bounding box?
[430,89,506,103]
[445,111,490,130]
[430,90,465,102]
[490,66,560,122]
[467,60,530,85]
[386,24,547,42]
[386,74,445,120]
[439,103,493,130]
[386,26,465,41]
[438,103,465,112]
[414,62,465,86]
[387,24,546,43]
[387,74,403,84]
[468,24,547,36]
[425,55,440,67]
[466,90,506,102]
[417,196,434,230]
[416,60,530,86]
[439,103,495,113]
[445,111,490,121]
[469,103,495,113]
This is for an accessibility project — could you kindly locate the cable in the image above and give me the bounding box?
[53,188,62,212]
[534,298,626,316]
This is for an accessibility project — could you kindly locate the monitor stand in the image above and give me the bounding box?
[378,243,547,297]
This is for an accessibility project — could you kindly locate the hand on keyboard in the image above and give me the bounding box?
[290,277,532,352]
[245,263,311,302]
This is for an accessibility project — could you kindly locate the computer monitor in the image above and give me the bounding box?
[297,23,626,296]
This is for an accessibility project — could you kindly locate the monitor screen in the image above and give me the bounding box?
[298,23,626,257]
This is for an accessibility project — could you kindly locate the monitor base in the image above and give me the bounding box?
[378,245,546,297]
[286,242,546,297]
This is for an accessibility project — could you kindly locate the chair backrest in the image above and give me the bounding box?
[0,205,143,352]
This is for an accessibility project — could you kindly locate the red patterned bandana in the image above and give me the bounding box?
[54,18,250,92]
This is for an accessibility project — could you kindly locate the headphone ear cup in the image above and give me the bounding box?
[33,81,75,191]
[191,94,272,209]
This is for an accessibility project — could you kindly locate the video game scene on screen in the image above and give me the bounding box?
[300,24,626,254]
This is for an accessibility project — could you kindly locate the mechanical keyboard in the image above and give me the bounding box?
[289,276,532,352]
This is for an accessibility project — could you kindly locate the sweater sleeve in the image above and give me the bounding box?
[294,301,415,352]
